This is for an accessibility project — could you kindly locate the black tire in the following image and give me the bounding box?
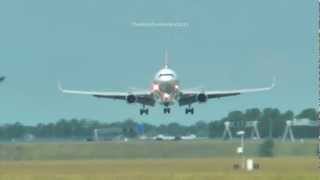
[140,109,148,115]
[164,108,170,114]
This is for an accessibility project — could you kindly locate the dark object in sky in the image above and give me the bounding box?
[0,76,5,82]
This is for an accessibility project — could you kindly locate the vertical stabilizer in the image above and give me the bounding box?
[164,49,169,69]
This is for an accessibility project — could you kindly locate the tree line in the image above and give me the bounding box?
[0,108,318,140]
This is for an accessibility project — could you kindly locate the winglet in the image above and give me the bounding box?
[57,81,64,92]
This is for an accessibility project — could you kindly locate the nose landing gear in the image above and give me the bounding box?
[163,107,171,114]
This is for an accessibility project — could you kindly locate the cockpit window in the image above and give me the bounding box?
[159,73,174,77]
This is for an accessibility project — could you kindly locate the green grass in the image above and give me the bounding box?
[0,139,317,160]
[0,140,318,180]
[0,158,318,180]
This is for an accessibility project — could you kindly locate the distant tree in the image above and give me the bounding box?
[157,124,168,135]
[141,123,156,136]
[245,108,261,121]
[293,108,318,138]
[259,108,281,138]
[7,122,26,138]
[281,110,294,120]
[208,121,223,138]
[270,108,281,138]
[55,119,72,137]
[188,121,208,137]
[0,108,317,140]
[167,122,186,136]
[227,111,245,132]
[296,108,317,121]
[122,119,138,138]
[258,139,275,157]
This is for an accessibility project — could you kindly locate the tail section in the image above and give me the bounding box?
[164,49,169,69]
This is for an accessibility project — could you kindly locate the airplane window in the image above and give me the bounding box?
[159,74,174,77]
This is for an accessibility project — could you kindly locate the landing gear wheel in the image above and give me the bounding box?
[185,107,194,115]
[140,108,149,115]
[163,108,171,114]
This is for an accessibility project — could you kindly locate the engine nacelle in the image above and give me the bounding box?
[197,93,208,103]
[126,94,137,104]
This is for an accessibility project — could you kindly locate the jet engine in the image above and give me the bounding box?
[126,94,137,104]
[197,93,208,103]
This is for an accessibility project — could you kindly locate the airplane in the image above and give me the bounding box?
[153,134,175,141]
[180,134,197,140]
[59,51,275,115]
[0,76,5,83]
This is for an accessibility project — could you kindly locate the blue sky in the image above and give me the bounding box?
[0,0,317,125]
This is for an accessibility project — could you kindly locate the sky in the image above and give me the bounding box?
[0,0,317,125]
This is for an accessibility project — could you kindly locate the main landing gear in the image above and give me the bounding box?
[185,105,194,115]
[140,106,149,115]
[163,107,171,114]
[139,106,194,115]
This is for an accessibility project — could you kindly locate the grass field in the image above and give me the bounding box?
[0,158,318,180]
[0,140,318,180]
[0,139,316,160]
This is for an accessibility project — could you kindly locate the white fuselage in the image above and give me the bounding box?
[151,68,180,106]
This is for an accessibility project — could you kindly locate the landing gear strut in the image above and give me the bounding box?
[163,107,171,114]
[140,106,149,115]
[185,105,194,115]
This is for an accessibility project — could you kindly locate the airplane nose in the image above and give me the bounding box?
[160,76,173,82]
[163,93,170,99]
[162,93,171,102]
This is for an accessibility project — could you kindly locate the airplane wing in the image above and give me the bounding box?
[58,82,155,106]
[178,78,275,106]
